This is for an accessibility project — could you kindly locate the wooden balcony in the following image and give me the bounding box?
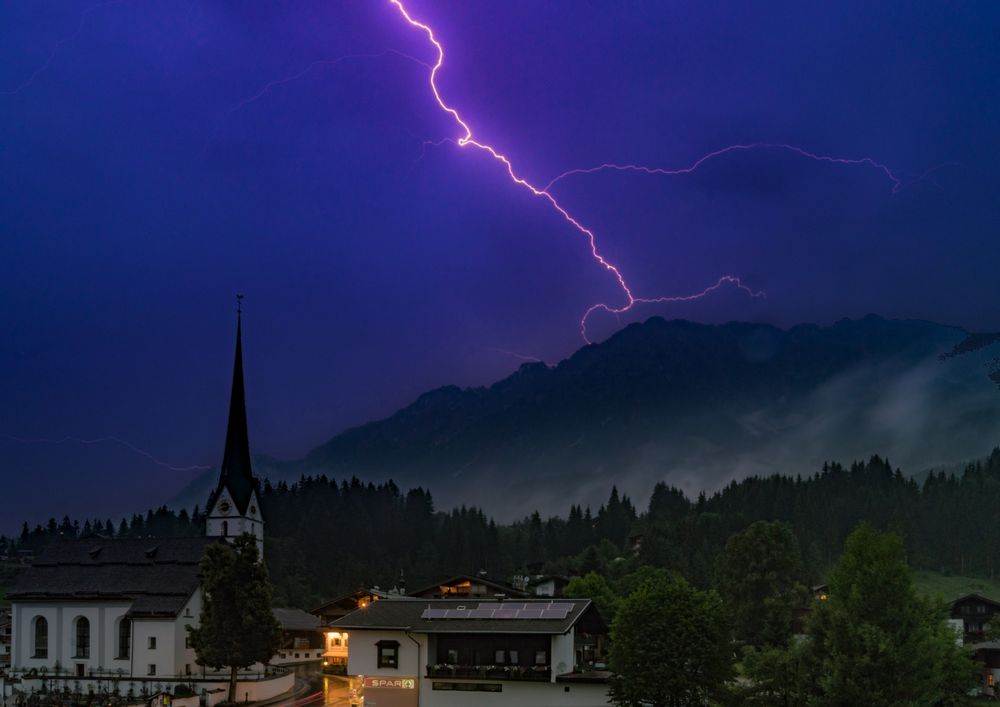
[426,664,551,682]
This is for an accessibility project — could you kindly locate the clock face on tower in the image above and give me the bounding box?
[219,501,231,514]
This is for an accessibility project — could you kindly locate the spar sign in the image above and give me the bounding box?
[364,677,416,689]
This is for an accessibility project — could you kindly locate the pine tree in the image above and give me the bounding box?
[187,535,282,703]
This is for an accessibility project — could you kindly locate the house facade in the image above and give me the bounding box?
[331,598,611,707]
[949,593,1000,642]
[271,608,325,666]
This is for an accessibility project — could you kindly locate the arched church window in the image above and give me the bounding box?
[117,617,131,659]
[74,616,90,658]
[32,616,48,659]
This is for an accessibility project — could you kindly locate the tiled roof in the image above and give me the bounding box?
[330,598,594,634]
[273,607,322,631]
[7,537,221,618]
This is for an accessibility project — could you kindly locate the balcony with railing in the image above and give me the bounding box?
[426,663,551,682]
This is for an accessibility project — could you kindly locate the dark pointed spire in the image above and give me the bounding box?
[214,300,257,514]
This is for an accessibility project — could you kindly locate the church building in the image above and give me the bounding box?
[3,309,289,701]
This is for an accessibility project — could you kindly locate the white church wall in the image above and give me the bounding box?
[11,601,134,674]
[132,618,178,678]
[173,592,201,677]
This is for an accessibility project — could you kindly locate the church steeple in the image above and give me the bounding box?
[207,298,264,556]
[215,304,256,514]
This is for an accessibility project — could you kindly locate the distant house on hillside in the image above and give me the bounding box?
[407,574,529,600]
[950,593,1000,641]
[330,598,610,706]
[528,575,571,598]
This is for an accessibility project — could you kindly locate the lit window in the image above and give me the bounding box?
[989,674,995,687]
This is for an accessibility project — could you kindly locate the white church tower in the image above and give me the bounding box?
[205,302,265,558]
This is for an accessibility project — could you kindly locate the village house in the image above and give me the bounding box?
[271,608,325,666]
[330,597,610,707]
[406,574,529,600]
[949,593,1000,642]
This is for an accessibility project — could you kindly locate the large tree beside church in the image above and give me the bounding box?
[188,534,282,703]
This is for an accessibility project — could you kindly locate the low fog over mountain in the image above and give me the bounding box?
[172,316,1000,517]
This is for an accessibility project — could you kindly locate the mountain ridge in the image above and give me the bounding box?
[171,315,1000,517]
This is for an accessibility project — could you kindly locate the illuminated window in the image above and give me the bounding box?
[989,674,995,687]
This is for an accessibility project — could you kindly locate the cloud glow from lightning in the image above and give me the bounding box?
[1,433,211,473]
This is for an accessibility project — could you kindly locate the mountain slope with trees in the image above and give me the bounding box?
[171,315,1000,517]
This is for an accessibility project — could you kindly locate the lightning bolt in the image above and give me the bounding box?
[387,0,765,344]
[0,433,211,473]
[487,347,554,368]
[544,143,957,194]
[544,143,909,193]
[1,0,127,96]
[385,2,955,344]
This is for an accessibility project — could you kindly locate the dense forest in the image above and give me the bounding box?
[6,447,1000,608]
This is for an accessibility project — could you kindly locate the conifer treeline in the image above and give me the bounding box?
[6,448,1000,608]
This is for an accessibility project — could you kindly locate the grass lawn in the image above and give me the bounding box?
[912,570,1000,602]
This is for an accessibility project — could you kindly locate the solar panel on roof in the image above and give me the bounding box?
[445,609,472,619]
[547,602,575,611]
[493,609,518,619]
[476,602,502,610]
[468,609,494,618]
[540,609,570,619]
[421,608,448,619]
[516,610,543,619]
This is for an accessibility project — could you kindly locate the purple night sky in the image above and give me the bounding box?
[1,0,998,530]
